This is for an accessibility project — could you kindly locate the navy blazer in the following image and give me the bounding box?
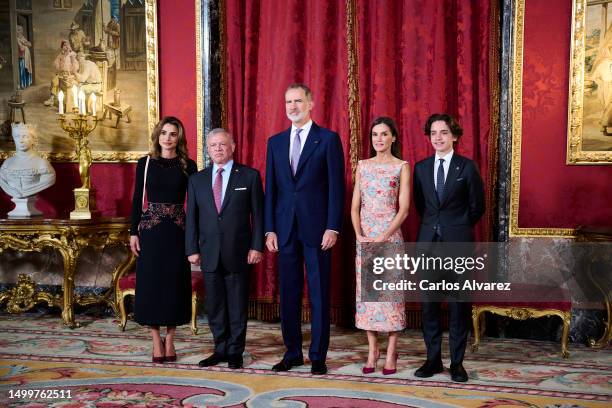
[185,162,264,273]
[413,153,485,242]
[264,122,345,247]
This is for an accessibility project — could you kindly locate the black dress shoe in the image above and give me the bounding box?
[271,356,304,372]
[450,363,468,382]
[311,361,327,375]
[414,360,444,378]
[228,354,243,369]
[198,353,226,367]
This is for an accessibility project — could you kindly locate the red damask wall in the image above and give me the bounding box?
[2,0,609,230]
[519,0,612,229]
[0,1,198,218]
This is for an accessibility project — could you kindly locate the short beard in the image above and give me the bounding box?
[286,111,306,124]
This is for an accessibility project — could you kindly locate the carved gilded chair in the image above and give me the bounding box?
[115,269,204,335]
[471,283,572,358]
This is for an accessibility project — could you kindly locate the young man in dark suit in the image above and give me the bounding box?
[264,83,345,375]
[412,113,485,382]
[186,128,264,370]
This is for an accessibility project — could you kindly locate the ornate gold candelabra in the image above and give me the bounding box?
[58,107,98,219]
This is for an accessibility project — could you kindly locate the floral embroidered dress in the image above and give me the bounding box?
[355,159,407,332]
[130,156,197,326]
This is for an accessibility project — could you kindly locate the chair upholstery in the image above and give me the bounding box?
[471,283,572,358]
[116,271,204,335]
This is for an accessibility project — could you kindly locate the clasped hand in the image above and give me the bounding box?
[187,250,263,266]
[266,230,338,252]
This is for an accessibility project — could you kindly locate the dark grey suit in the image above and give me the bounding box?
[186,162,264,358]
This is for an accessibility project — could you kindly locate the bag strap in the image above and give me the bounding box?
[142,155,150,211]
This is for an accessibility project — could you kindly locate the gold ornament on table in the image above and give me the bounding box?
[57,87,98,219]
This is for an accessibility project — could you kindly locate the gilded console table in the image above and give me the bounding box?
[0,217,135,328]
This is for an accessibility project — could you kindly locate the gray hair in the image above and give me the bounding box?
[286,83,313,101]
[206,128,234,144]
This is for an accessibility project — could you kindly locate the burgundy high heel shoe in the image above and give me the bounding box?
[362,351,380,374]
[152,340,165,363]
[165,340,177,362]
[382,352,398,375]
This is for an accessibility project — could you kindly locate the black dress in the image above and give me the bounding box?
[130,155,197,326]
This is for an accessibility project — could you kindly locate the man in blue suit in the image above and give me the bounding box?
[264,83,345,375]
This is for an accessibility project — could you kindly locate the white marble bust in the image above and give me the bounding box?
[0,123,56,217]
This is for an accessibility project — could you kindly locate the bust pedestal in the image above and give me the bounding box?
[70,187,97,220]
[8,195,42,218]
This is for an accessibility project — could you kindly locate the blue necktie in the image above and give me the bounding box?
[436,158,445,202]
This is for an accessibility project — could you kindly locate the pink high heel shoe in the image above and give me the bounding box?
[382,352,398,375]
[362,350,380,374]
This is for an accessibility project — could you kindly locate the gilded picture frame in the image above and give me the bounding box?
[510,0,575,236]
[568,0,612,164]
[0,0,158,162]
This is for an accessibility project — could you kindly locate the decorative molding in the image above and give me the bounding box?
[346,0,360,179]
[195,0,204,169]
[509,0,576,237]
[145,0,159,157]
[487,0,501,241]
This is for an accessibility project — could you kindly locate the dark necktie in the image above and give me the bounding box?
[436,158,445,202]
[290,128,303,176]
[213,167,224,213]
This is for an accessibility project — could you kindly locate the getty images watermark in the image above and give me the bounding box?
[371,252,511,292]
[357,242,612,303]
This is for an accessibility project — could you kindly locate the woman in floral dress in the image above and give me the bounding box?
[351,116,410,375]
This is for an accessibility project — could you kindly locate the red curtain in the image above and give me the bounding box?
[357,0,494,241]
[225,0,353,323]
[224,0,495,325]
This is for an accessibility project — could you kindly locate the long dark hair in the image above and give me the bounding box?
[369,116,402,159]
[149,116,189,174]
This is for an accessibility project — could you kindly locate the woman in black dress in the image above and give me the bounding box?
[129,116,197,362]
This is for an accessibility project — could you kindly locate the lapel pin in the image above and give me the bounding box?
[314,140,319,144]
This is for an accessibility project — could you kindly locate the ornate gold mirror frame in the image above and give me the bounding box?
[567,0,612,165]
[0,0,158,162]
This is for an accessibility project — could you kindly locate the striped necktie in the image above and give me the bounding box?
[213,167,224,212]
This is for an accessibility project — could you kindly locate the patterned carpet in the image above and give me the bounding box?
[0,312,610,407]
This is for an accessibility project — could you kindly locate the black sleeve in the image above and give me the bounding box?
[130,156,147,235]
[250,169,265,252]
[467,161,485,225]
[185,174,200,256]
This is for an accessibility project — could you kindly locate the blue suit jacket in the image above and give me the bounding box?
[264,122,345,247]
